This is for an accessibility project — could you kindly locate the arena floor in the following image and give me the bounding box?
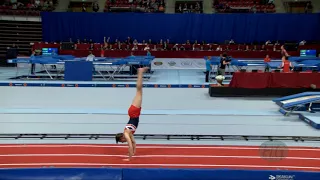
[0,66,319,171]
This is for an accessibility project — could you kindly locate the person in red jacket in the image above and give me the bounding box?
[281,56,293,72]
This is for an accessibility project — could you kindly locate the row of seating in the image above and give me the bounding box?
[0,0,56,16]
[104,0,165,12]
[33,42,320,52]
[214,0,275,13]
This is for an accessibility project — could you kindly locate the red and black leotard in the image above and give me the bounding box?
[124,105,141,134]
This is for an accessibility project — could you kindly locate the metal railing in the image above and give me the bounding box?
[0,134,319,142]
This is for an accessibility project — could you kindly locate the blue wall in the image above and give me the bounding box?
[0,168,320,180]
[41,12,320,44]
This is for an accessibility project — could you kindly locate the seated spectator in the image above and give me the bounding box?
[132,44,138,51]
[245,45,250,51]
[177,4,182,13]
[195,2,201,13]
[172,44,179,51]
[216,46,222,51]
[82,3,86,12]
[305,3,312,13]
[93,1,99,12]
[299,40,306,45]
[183,3,188,13]
[144,44,150,51]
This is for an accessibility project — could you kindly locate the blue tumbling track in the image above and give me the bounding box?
[0,168,319,180]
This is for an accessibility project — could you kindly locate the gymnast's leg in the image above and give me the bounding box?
[131,67,148,108]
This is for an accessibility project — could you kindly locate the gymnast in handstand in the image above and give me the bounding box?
[115,67,148,161]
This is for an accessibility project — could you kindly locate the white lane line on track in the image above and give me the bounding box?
[0,163,319,170]
[0,145,319,151]
[0,154,319,160]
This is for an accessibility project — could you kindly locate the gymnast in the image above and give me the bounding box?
[115,67,149,161]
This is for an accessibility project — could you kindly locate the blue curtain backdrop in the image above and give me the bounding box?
[41,12,320,44]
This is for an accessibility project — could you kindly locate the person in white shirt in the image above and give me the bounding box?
[86,51,96,74]
[86,51,95,61]
[144,45,150,51]
[216,46,222,51]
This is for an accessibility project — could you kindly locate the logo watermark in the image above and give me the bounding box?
[259,141,288,162]
[269,175,295,180]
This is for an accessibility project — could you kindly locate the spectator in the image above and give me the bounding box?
[218,54,229,76]
[264,8,267,13]
[147,50,151,56]
[172,44,179,51]
[264,54,271,72]
[195,2,200,13]
[86,51,96,74]
[251,5,257,13]
[132,44,138,51]
[12,3,17,9]
[86,51,95,61]
[144,44,150,51]
[299,40,306,45]
[280,45,289,57]
[152,45,157,51]
[229,39,235,44]
[82,3,86,12]
[189,5,194,13]
[163,41,167,50]
[205,56,212,82]
[253,45,257,51]
[178,4,182,13]
[265,40,271,45]
[93,1,99,12]
[305,3,312,13]
[30,50,36,75]
[216,46,222,51]
[35,0,40,7]
[281,56,293,73]
[183,3,188,13]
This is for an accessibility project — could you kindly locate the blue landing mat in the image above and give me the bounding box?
[299,112,320,129]
[0,108,281,116]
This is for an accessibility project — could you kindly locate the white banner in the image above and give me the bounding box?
[151,58,206,69]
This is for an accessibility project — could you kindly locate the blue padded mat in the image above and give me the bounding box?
[299,112,320,129]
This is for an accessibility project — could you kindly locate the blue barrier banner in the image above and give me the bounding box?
[0,168,123,180]
[64,61,93,81]
[41,12,320,44]
[123,168,320,180]
[0,168,319,180]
